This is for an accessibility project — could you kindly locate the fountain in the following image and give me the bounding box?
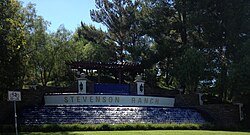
[20,62,206,125]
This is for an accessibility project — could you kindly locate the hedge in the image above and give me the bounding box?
[1,123,217,132]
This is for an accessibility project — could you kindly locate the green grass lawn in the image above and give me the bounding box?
[4,130,248,135]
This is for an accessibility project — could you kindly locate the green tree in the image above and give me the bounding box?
[50,25,73,86]
[231,40,250,103]
[74,23,116,62]
[21,3,75,87]
[20,2,47,87]
[139,0,181,87]
[0,0,26,100]
[90,0,140,63]
[187,0,250,100]
[30,24,74,86]
[174,48,205,93]
[26,14,51,86]
[230,40,250,125]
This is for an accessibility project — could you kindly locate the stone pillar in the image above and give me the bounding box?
[77,73,87,94]
[198,93,203,105]
[234,103,244,121]
[134,75,145,95]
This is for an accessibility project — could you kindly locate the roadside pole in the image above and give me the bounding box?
[14,101,18,135]
[8,91,21,135]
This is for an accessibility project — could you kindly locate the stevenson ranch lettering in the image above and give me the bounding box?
[64,96,120,103]
[64,96,159,104]
[45,95,175,107]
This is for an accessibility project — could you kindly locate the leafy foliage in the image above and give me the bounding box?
[74,23,116,62]
[174,48,205,93]
[231,41,250,99]
[0,1,250,124]
[0,0,26,100]
[90,0,142,63]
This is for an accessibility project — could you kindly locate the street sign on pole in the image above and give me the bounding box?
[8,91,21,101]
[8,91,21,135]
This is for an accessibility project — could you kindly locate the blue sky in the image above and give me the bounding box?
[21,0,106,32]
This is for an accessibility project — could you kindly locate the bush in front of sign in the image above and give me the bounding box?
[17,123,206,132]
[5,122,243,133]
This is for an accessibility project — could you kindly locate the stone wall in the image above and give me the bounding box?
[172,94,241,126]
[0,85,241,127]
[0,101,13,124]
[195,104,240,126]
[174,94,241,126]
[174,94,200,107]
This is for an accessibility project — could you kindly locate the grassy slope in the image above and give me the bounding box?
[14,130,250,135]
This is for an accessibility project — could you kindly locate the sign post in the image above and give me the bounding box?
[8,91,21,135]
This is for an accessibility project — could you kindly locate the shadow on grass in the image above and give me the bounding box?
[22,132,74,135]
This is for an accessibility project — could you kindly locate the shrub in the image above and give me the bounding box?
[100,123,111,131]
[4,122,242,132]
